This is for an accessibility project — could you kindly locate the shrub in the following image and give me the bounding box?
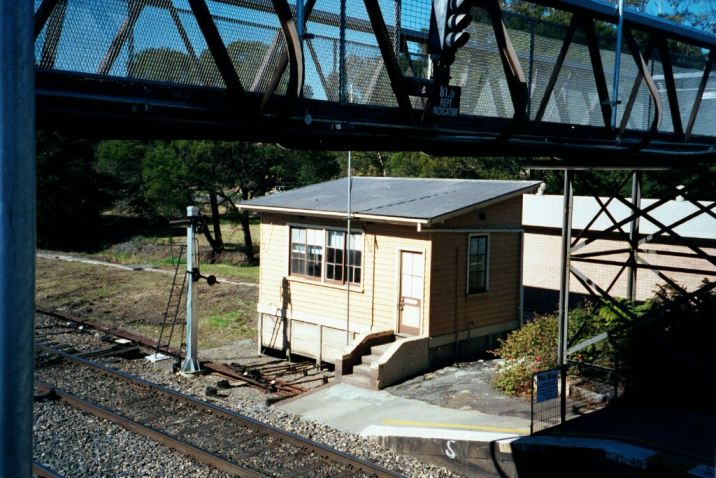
[490,302,616,396]
[490,314,559,396]
[610,282,715,411]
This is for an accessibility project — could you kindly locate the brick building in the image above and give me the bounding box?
[522,194,716,316]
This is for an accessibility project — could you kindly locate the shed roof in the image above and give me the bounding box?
[240,177,541,224]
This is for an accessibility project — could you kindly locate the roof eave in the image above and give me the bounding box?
[427,182,543,225]
[239,204,429,226]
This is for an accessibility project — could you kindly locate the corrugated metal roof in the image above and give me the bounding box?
[523,195,716,240]
[242,177,541,221]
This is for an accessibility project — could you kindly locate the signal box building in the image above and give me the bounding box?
[240,177,540,389]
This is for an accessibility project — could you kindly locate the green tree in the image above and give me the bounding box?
[610,282,715,410]
[36,132,110,249]
[269,147,341,189]
[348,152,525,180]
[96,140,153,216]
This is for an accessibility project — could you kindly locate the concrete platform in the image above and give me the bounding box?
[278,361,716,477]
[279,382,531,439]
[278,381,531,476]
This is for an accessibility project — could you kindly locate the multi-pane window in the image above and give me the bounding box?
[468,235,488,294]
[347,233,362,284]
[326,231,345,282]
[290,227,323,278]
[290,226,362,285]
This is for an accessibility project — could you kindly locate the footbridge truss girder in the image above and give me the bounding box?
[34,0,716,161]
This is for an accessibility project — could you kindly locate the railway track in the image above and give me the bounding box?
[35,344,404,478]
[37,308,309,400]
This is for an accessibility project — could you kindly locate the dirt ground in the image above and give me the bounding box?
[387,360,532,419]
[35,257,258,349]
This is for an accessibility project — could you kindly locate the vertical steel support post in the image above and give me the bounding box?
[0,1,35,475]
[627,171,641,302]
[339,0,347,103]
[611,0,624,129]
[557,170,573,424]
[557,170,573,367]
[345,151,352,345]
[527,18,535,119]
[181,206,201,374]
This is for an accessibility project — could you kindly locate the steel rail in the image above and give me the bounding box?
[36,344,406,478]
[36,308,306,397]
[32,461,63,478]
[35,381,264,478]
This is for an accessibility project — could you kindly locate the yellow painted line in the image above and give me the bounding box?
[382,418,529,435]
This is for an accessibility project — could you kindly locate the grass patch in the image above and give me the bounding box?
[36,257,258,349]
[87,241,259,284]
[202,264,259,283]
[205,311,255,339]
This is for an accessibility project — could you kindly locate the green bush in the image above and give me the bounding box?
[490,302,619,396]
[610,282,715,410]
[490,314,559,396]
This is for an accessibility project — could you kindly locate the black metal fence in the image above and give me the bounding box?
[530,362,622,434]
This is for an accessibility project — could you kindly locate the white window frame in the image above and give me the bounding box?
[466,233,490,295]
[286,223,364,288]
[324,228,363,285]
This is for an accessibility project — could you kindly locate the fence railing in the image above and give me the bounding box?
[531,361,622,434]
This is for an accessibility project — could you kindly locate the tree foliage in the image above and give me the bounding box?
[609,282,715,410]
[36,132,111,249]
[95,139,341,262]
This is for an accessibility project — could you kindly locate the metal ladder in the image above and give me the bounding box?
[153,245,188,361]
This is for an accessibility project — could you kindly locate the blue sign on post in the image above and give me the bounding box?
[535,369,559,403]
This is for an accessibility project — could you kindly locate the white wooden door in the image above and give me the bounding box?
[398,251,423,335]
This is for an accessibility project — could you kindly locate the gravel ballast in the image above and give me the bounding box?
[34,399,231,477]
[34,313,462,477]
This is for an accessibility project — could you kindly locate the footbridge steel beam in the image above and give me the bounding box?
[32,0,716,159]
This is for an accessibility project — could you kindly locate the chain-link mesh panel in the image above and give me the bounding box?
[399,0,430,79]
[206,0,285,93]
[35,0,125,73]
[123,2,221,86]
[34,0,49,64]
[692,70,716,137]
[560,39,604,127]
[268,0,405,103]
[617,34,654,132]
[670,47,711,135]
[31,0,716,139]
[649,51,676,134]
[34,0,227,88]
[595,21,635,129]
[344,40,397,106]
[304,35,338,101]
[622,72,654,132]
[456,11,512,118]
[304,0,341,101]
